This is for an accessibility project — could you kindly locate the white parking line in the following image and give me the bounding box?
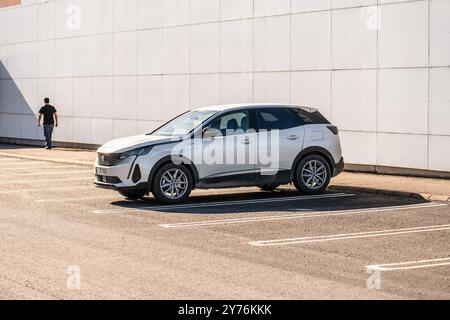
[36,195,122,203]
[159,203,446,229]
[367,257,450,272]
[4,170,91,177]
[0,177,94,185]
[0,165,85,171]
[249,224,450,247]
[0,185,96,194]
[91,193,354,214]
[0,161,49,166]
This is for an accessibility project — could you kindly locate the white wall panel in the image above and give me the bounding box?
[332,69,377,131]
[162,75,189,120]
[54,38,72,78]
[113,31,136,76]
[377,133,428,170]
[220,73,253,105]
[37,40,54,78]
[332,6,377,69]
[332,0,377,9]
[20,42,38,78]
[162,26,189,74]
[430,0,450,66]
[92,77,114,119]
[429,135,450,172]
[190,23,220,73]
[137,0,163,29]
[113,119,137,139]
[340,131,376,165]
[378,1,428,68]
[220,0,253,20]
[113,0,136,32]
[37,1,54,40]
[92,118,113,145]
[254,0,290,17]
[163,0,190,27]
[92,0,113,34]
[72,77,92,117]
[6,7,21,44]
[72,36,93,77]
[429,67,450,136]
[254,72,290,103]
[190,0,219,24]
[291,71,331,119]
[220,20,253,73]
[21,4,37,42]
[137,29,162,75]
[113,76,137,120]
[190,74,220,107]
[53,78,73,117]
[54,0,73,39]
[291,11,331,70]
[137,75,163,121]
[92,34,113,76]
[254,16,290,71]
[292,0,331,13]
[378,68,428,135]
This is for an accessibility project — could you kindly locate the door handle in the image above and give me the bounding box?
[287,135,300,141]
[241,138,251,145]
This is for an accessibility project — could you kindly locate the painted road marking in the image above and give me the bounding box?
[249,224,450,247]
[0,185,97,194]
[91,193,354,214]
[0,177,94,185]
[3,170,92,177]
[159,203,446,229]
[0,161,49,166]
[0,165,83,171]
[36,195,123,203]
[367,257,450,272]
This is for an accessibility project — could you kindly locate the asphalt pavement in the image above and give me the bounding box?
[0,155,449,299]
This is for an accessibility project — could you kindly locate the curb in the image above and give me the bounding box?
[330,185,450,203]
[0,152,93,167]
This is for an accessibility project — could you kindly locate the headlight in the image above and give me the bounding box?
[120,146,153,160]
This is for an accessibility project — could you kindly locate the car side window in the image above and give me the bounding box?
[257,108,299,131]
[206,111,251,136]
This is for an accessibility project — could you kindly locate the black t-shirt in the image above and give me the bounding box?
[39,105,57,125]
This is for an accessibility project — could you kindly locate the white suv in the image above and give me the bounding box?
[95,104,344,204]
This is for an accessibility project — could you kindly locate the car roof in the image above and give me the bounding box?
[195,103,318,113]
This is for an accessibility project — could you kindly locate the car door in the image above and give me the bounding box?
[255,108,305,185]
[193,109,258,188]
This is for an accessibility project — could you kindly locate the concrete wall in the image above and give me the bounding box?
[0,0,449,173]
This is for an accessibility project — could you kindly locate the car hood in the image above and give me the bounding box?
[97,134,178,154]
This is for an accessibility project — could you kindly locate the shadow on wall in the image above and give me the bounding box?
[0,60,44,145]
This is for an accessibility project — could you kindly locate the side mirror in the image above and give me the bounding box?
[202,128,221,140]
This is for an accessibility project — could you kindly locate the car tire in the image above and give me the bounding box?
[259,185,280,192]
[118,190,147,200]
[294,155,331,195]
[151,163,193,204]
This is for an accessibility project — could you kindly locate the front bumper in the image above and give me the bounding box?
[333,157,345,177]
[94,155,150,191]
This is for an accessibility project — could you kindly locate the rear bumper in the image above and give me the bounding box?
[333,157,345,177]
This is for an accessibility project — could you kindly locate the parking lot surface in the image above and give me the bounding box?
[0,156,449,299]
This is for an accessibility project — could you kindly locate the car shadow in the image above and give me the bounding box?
[108,186,430,215]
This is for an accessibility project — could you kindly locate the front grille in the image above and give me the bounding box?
[97,153,122,167]
[96,175,122,184]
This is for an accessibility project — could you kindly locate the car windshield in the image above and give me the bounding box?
[151,110,218,137]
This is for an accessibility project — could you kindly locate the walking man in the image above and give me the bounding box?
[37,98,58,150]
